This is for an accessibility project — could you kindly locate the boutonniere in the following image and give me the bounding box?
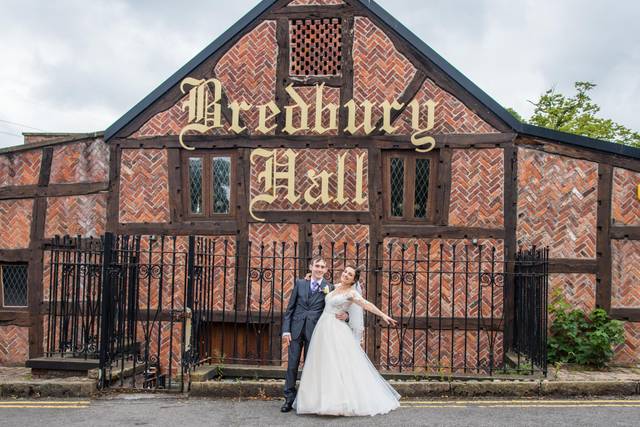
[322,285,330,295]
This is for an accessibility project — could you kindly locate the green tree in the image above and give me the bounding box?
[510,81,640,147]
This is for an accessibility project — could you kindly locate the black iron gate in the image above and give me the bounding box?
[43,233,549,391]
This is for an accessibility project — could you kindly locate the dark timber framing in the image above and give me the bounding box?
[3,0,640,367]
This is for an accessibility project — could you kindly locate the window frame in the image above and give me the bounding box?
[181,150,237,220]
[382,150,439,224]
[0,263,29,309]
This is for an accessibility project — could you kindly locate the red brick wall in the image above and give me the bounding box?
[0,199,33,249]
[215,21,278,134]
[449,148,504,228]
[393,78,497,135]
[119,149,170,223]
[0,150,41,187]
[49,139,110,184]
[380,329,504,374]
[44,194,107,238]
[612,167,640,225]
[0,325,29,366]
[249,148,368,212]
[611,240,640,309]
[131,90,233,138]
[287,86,341,135]
[613,322,640,365]
[248,223,299,363]
[311,224,370,281]
[352,17,416,134]
[517,148,598,259]
[549,273,596,313]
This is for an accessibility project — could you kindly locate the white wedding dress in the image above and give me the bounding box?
[294,288,401,416]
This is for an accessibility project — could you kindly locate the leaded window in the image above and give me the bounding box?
[184,152,235,219]
[384,151,437,222]
[1,263,28,308]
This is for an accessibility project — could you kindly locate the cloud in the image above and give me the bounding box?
[0,0,638,148]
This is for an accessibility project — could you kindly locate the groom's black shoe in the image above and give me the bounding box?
[280,400,294,413]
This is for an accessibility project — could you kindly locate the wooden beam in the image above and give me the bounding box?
[596,164,613,311]
[375,70,427,135]
[382,225,505,240]
[517,137,640,172]
[112,133,517,150]
[611,226,640,240]
[339,15,355,136]
[547,259,599,274]
[0,311,31,327]
[106,143,121,233]
[435,148,453,226]
[0,249,32,262]
[249,211,369,224]
[115,221,237,236]
[502,144,517,349]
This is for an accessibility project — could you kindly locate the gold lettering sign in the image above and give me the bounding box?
[179,78,437,151]
[249,149,366,222]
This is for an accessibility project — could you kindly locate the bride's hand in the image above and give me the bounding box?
[382,315,398,327]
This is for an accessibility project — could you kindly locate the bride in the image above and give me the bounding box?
[294,266,401,417]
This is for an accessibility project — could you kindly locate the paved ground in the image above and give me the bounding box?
[1,395,640,426]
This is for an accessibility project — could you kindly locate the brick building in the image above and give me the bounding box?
[1,0,639,374]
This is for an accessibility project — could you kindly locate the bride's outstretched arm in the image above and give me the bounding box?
[349,291,398,327]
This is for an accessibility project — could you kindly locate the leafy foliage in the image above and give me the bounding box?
[547,288,625,367]
[511,81,640,146]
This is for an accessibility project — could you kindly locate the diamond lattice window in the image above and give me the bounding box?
[212,157,231,214]
[189,157,203,214]
[290,18,342,76]
[384,152,437,222]
[2,263,28,307]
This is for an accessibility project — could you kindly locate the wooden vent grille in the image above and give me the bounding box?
[290,18,342,76]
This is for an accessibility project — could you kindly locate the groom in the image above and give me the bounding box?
[280,256,349,412]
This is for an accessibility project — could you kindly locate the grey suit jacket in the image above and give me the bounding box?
[282,278,334,340]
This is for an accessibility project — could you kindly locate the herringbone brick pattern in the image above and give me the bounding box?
[0,150,41,187]
[288,0,344,5]
[191,236,237,312]
[250,148,368,212]
[311,224,370,276]
[393,78,498,135]
[119,149,170,223]
[0,325,29,366]
[549,273,596,313]
[380,238,504,320]
[380,329,504,373]
[613,322,640,365]
[516,148,598,259]
[44,194,107,238]
[131,91,232,138]
[0,199,33,249]
[352,17,416,134]
[449,148,504,228]
[248,223,299,363]
[215,21,278,134]
[612,240,640,309]
[134,235,215,312]
[612,167,640,225]
[136,320,183,378]
[248,224,298,315]
[288,86,341,135]
[50,139,110,184]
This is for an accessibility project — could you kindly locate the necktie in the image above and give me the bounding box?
[311,280,320,293]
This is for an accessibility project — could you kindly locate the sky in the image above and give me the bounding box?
[0,0,638,148]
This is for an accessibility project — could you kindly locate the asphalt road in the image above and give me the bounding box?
[1,395,640,426]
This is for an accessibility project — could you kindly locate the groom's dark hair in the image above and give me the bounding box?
[309,256,326,267]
